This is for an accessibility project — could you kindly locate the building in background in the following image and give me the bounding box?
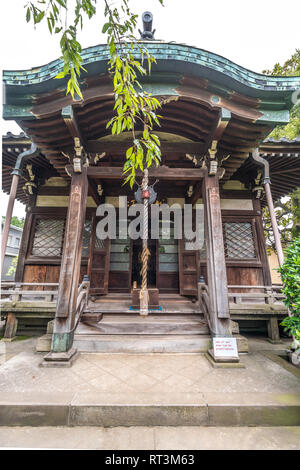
[1,222,23,281]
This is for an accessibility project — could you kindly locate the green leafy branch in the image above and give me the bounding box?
[25,0,164,186]
[103,0,163,187]
[263,49,300,140]
[25,0,97,98]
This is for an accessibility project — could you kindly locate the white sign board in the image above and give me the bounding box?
[213,337,238,358]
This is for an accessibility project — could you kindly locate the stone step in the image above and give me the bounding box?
[1,392,299,427]
[37,333,247,354]
[72,334,247,354]
[73,334,212,353]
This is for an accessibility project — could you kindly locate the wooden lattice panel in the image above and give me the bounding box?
[223,222,256,259]
[94,237,106,250]
[32,218,65,257]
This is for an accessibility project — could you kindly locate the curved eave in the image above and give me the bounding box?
[3,41,300,107]
[2,135,59,204]
[232,141,300,204]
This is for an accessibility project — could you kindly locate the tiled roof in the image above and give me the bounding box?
[3,42,300,101]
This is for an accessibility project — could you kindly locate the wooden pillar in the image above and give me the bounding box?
[202,170,232,336]
[267,317,281,343]
[1,175,19,268]
[264,182,284,267]
[3,313,18,341]
[252,198,272,286]
[50,166,88,355]
[15,195,36,283]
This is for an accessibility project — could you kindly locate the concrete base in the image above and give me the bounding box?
[1,337,18,343]
[40,348,79,368]
[46,320,54,334]
[205,352,245,369]
[208,348,239,363]
[267,338,283,345]
[36,334,52,352]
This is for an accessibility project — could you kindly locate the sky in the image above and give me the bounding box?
[1,0,300,217]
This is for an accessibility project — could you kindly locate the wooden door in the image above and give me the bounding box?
[178,239,199,296]
[157,220,179,293]
[178,210,199,296]
[89,216,111,295]
[108,235,132,292]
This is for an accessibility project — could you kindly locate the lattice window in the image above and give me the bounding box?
[31,218,65,257]
[81,220,91,257]
[223,222,256,259]
[95,237,106,250]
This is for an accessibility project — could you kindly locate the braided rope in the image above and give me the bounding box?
[140,169,149,316]
[141,200,149,290]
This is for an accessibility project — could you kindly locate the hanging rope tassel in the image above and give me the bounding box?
[140,169,149,317]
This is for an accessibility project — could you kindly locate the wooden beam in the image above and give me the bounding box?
[88,177,104,206]
[61,105,86,146]
[188,180,202,205]
[85,165,210,180]
[202,108,231,156]
[86,140,205,155]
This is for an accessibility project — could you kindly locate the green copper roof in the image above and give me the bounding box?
[3,41,300,106]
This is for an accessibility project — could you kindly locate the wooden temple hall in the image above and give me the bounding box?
[2,23,300,365]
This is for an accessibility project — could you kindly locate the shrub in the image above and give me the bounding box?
[278,237,300,350]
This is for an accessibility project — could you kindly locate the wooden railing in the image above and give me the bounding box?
[1,282,59,303]
[198,282,286,317]
[1,279,90,340]
[1,280,90,307]
[227,285,285,306]
[71,279,90,332]
[198,282,286,341]
[198,282,212,331]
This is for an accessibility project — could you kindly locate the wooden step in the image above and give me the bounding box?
[86,303,201,314]
[78,315,209,335]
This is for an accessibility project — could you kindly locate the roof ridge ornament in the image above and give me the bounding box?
[139,11,155,40]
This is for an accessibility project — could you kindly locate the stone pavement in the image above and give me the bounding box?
[0,335,299,395]
[0,334,299,432]
[1,425,300,450]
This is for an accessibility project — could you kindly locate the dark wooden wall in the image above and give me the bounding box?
[17,199,271,293]
[17,206,90,288]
